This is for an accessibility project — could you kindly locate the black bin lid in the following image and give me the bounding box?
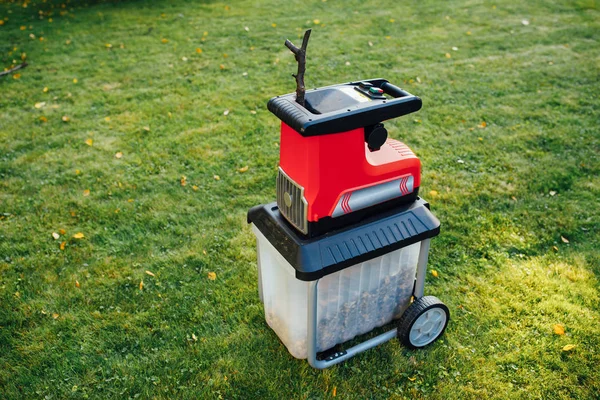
[247,198,440,281]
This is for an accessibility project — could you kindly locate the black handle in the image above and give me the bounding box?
[380,82,411,98]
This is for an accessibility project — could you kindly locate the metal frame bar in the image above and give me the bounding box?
[306,238,432,369]
[413,239,431,299]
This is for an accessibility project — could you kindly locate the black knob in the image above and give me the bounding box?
[365,123,388,151]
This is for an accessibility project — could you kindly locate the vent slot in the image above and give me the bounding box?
[276,167,308,234]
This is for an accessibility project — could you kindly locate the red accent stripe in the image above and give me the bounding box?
[341,192,352,214]
[345,193,352,213]
[399,177,406,195]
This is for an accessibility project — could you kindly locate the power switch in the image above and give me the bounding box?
[369,87,384,95]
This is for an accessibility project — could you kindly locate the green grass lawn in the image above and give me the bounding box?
[1,0,599,398]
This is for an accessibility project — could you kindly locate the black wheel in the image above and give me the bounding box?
[397,296,449,349]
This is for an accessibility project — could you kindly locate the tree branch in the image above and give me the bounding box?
[0,62,28,77]
[284,29,311,107]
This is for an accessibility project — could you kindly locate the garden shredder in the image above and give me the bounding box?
[247,30,449,369]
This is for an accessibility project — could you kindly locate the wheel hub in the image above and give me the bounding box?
[409,308,447,347]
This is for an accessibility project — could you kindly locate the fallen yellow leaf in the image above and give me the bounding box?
[553,324,565,335]
[207,272,216,281]
[13,73,21,79]
[145,270,155,277]
[39,116,48,123]
[104,116,111,122]
[85,138,93,146]
[271,23,277,28]
[192,185,199,191]
[115,152,123,159]
[60,241,66,250]
[62,116,70,122]
[429,190,438,197]
[332,386,336,397]
[73,78,78,84]
[445,53,451,58]
[52,313,59,319]
[83,189,90,197]
[431,270,439,278]
[72,232,85,239]
[313,19,320,24]
[238,165,249,173]
[161,38,168,43]
[213,175,220,181]
[59,229,66,235]
[75,280,80,288]
[552,245,559,252]
[180,176,187,186]
[562,344,576,352]
[478,121,487,129]
[196,48,202,54]
[143,126,150,132]
[561,236,569,244]
[408,376,416,381]
[139,280,144,290]
[34,102,46,109]
[105,43,112,48]
[52,232,60,240]
[43,87,49,93]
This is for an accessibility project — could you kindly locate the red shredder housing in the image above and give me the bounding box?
[269,79,423,237]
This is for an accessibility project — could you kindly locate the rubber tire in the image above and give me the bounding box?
[397,296,450,349]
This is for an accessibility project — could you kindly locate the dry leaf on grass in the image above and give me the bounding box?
[115,152,123,159]
[145,270,155,277]
[553,324,565,335]
[52,313,59,319]
[561,236,569,243]
[72,232,85,239]
[431,270,439,278]
[60,241,66,250]
[59,229,66,235]
[238,166,249,173]
[562,344,576,352]
[83,189,90,197]
[139,280,144,290]
[52,232,60,240]
[85,138,93,146]
[75,280,80,288]
[207,272,216,281]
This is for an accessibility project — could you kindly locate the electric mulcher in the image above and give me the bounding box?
[248,30,449,369]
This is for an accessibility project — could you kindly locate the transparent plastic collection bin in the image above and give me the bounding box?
[253,225,420,359]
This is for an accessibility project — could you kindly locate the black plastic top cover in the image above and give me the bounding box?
[267,78,422,136]
[247,198,440,281]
